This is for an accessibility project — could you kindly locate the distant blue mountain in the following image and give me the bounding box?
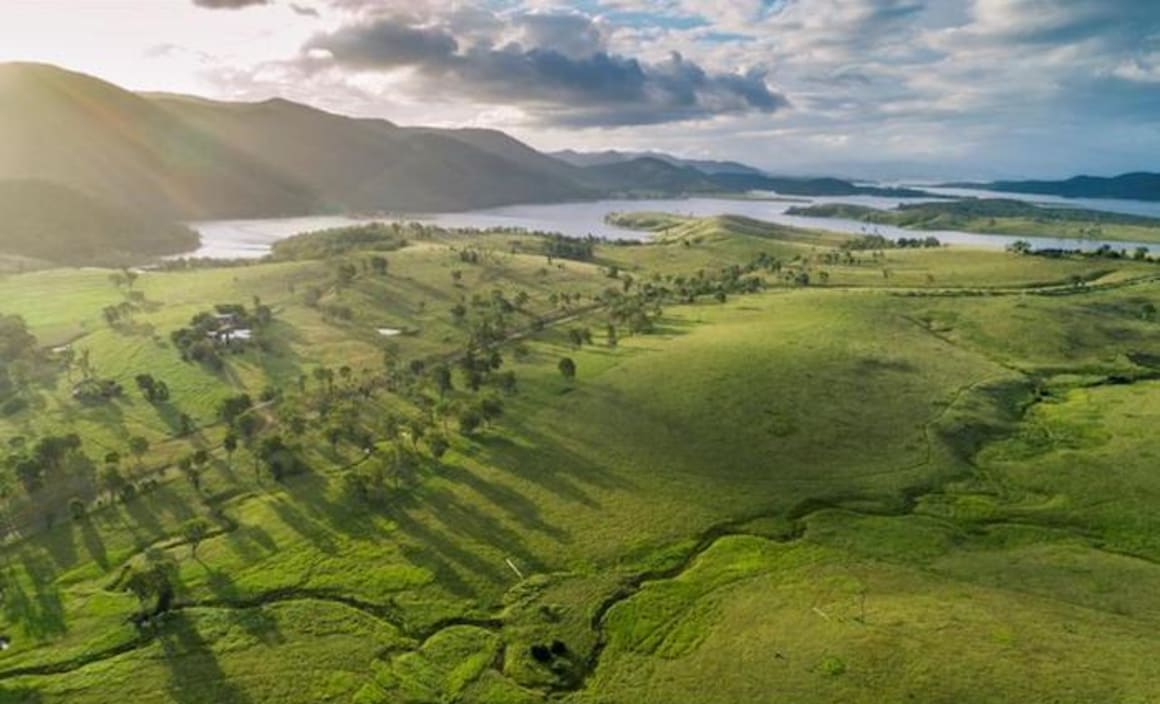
[943,172,1160,202]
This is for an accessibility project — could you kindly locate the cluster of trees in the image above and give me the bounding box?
[542,234,598,262]
[0,314,44,415]
[842,234,940,251]
[71,377,124,404]
[170,301,273,370]
[269,222,407,261]
[4,433,86,493]
[1009,240,1155,263]
[134,373,171,403]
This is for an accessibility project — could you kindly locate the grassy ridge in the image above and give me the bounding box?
[787,198,1160,244]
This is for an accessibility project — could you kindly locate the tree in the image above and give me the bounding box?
[220,433,237,467]
[1007,240,1033,255]
[218,394,253,427]
[427,433,450,460]
[325,425,344,452]
[432,364,454,398]
[128,436,149,469]
[123,554,174,617]
[457,407,483,435]
[496,370,518,394]
[178,413,195,437]
[558,357,576,381]
[369,255,389,275]
[182,517,211,558]
[480,395,504,426]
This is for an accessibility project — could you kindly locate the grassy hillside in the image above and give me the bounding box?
[0,216,1158,702]
[788,198,1160,244]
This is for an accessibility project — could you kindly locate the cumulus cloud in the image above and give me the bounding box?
[194,0,1160,177]
[299,13,787,126]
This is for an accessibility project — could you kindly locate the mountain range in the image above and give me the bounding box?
[0,62,932,264]
[942,173,1160,202]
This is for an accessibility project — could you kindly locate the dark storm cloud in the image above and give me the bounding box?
[192,0,269,8]
[302,16,787,126]
[307,20,459,68]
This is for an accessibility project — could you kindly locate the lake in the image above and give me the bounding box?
[185,190,1160,260]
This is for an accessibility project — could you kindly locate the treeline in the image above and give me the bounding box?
[1009,240,1155,262]
[791,198,1160,230]
[0,314,45,415]
[842,234,941,251]
[543,234,598,262]
[270,222,409,260]
[170,301,274,370]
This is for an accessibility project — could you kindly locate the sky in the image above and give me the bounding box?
[1,0,1158,180]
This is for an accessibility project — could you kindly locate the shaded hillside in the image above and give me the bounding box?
[787,198,1160,243]
[0,63,592,220]
[0,63,318,219]
[710,172,930,197]
[0,180,198,264]
[154,96,589,212]
[581,157,720,194]
[553,149,767,176]
[946,172,1160,201]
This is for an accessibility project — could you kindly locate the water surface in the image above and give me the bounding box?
[186,193,1160,260]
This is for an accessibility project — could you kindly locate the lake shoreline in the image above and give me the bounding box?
[183,191,1160,261]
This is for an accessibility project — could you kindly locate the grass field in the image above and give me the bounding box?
[0,216,1159,702]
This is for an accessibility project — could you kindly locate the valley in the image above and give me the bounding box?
[0,215,1158,702]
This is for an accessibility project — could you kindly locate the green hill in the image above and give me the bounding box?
[788,198,1160,243]
[0,217,1159,701]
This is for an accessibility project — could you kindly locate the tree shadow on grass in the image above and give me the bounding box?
[37,520,79,573]
[222,522,278,566]
[227,604,284,647]
[415,486,544,573]
[471,431,617,511]
[160,612,252,704]
[2,551,67,640]
[264,495,338,555]
[390,497,510,594]
[435,462,571,544]
[79,516,109,571]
